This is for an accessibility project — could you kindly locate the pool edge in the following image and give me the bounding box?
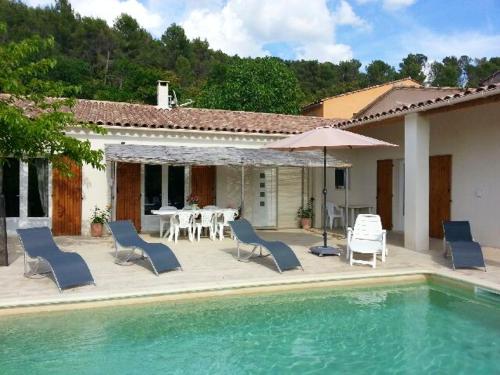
[1,270,497,316]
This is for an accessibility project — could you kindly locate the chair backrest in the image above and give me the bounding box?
[221,209,237,224]
[353,214,383,240]
[228,219,262,244]
[107,220,142,247]
[200,210,215,226]
[326,202,334,216]
[17,227,60,258]
[176,211,193,227]
[443,221,473,242]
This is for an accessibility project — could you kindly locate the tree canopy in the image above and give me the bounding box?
[197,57,303,114]
[0,22,105,265]
[0,0,499,113]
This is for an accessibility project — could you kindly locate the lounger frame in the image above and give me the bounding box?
[17,236,96,293]
[235,240,287,273]
[111,240,164,276]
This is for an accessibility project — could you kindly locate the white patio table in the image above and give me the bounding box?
[338,203,374,228]
[151,207,238,241]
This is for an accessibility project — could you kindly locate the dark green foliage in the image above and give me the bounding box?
[0,0,498,113]
[398,53,428,83]
[197,57,303,114]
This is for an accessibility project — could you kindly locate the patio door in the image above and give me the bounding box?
[116,162,141,231]
[250,168,277,228]
[429,155,451,238]
[52,160,82,235]
[191,166,216,207]
[377,159,393,230]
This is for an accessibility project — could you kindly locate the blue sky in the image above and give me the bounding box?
[26,0,500,67]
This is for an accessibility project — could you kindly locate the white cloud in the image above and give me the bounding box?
[355,0,416,11]
[409,30,500,60]
[25,0,164,33]
[335,0,371,30]
[383,0,416,10]
[182,0,364,62]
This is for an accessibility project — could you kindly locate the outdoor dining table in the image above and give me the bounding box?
[338,203,374,228]
[151,207,237,241]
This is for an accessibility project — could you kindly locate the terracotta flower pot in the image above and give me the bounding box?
[301,218,312,230]
[90,222,103,237]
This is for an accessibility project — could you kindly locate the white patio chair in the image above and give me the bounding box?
[195,210,216,241]
[326,202,344,229]
[217,209,237,240]
[172,211,194,242]
[347,214,387,268]
[159,206,177,238]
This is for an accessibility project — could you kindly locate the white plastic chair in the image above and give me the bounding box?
[158,206,177,238]
[195,210,216,241]
[326,202,344,229]
[217,209,237,240]
[172,211,194,242]
[347,214,387,268]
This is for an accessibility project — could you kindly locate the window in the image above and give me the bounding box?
[2,159,20,217]
[335,168,348,190]
[144,165,162,215]
[28,159,49,217]
[168,166,185,209]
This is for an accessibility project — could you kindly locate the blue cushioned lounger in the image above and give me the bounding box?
[107,220,182,275]
[16,227,95,292]
[228,219,302,273]
[443,221,486,271]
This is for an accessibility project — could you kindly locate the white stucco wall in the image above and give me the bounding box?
[316,101,500,247]
[70,127,308,233]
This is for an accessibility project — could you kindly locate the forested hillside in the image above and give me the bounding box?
[1,0,499,114]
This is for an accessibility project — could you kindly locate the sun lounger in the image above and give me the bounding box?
[16,227,95,292]
[443,221,486,271]
[107,220,182,275]
[228,219,302,273]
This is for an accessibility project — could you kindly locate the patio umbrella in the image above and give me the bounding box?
[265,126,397,256]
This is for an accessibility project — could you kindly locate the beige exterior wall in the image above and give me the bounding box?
[303,78,420,119]
[319,101,500,247]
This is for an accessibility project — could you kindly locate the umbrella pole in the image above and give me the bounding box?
[309,147,340,257]
[322,146,328,248]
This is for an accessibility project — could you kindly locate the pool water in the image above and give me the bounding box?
[0,282,499,374]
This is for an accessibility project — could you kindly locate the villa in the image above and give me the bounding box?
[4,81,500,254]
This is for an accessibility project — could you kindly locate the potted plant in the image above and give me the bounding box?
[90,205,111,237]
[297,198,314,230]
[186,193,200,209]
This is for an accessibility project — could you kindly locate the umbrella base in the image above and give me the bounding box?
[310,246,341,257]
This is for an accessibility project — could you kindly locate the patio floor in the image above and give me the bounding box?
[1,229,499,310]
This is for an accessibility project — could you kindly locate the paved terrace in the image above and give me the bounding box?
[0,230,499,310]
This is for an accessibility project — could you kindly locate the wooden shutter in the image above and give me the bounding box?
[116,162,141,231]
[191,166,216,207]
[52,161,82,235]
[429,155,452,238]
[377,159,393,230]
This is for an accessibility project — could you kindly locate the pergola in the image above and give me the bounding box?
[105,144,351,217]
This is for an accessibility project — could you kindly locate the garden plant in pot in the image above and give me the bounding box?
[297,198,314,230]
[186,193,200,209]
[90,205,111,237]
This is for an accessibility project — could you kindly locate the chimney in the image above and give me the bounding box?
[157,80,170,109]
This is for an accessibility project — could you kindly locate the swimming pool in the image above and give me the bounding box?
[0,281,498,374]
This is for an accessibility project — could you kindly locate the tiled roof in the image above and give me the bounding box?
[71,100,340,135]
[334,83,500,129]
[354,86,461,118]
[302,77,421,110]
[0,94,341,135]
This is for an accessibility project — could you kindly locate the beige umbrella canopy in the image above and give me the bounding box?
[265,126,397,255]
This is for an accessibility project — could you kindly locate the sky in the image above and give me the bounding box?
[24,0,500,66]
